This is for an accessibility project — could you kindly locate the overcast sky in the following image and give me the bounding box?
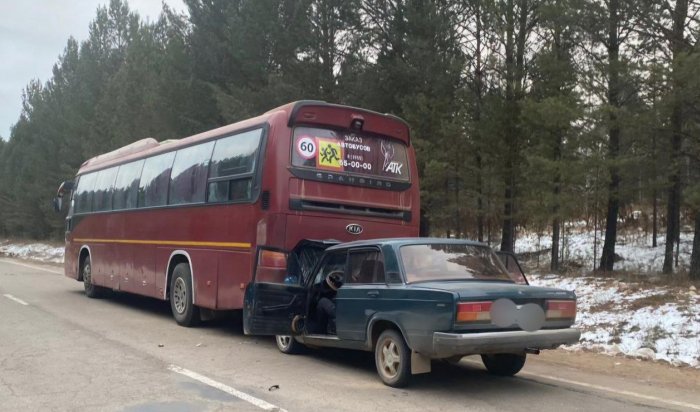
[0,0,186,140]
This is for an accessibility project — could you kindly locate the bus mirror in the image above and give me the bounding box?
[52,197,62,213]
[56,180,74,197]
[53,180,74,213]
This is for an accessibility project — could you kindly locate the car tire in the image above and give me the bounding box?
[170,263,200,327]
[374,329,412,387]
[82,256,107,298]
[481,353,526,376]
[444,355,463,365]
[275,335,304,354]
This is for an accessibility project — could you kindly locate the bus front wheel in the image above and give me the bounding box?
[82,256,107,298]
[169,263,200,327]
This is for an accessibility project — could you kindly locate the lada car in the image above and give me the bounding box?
[243,238,580,387]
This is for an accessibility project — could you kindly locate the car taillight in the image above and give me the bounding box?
[456,301,492,323]
[255,250,287,283]
[546,300,576,319]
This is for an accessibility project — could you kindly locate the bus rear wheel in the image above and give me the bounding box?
[170,263,200,327]
[82,256,107,298]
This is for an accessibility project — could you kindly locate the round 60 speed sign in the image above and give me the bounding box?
[296,136,317,159]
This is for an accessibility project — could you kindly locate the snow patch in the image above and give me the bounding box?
[529,273,700,368]
[0,241,64,263]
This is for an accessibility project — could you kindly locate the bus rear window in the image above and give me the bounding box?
[291,127,409,182]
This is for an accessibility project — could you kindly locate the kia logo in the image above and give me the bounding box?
[346,223,363,235]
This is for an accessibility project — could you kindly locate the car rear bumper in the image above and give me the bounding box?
[432,328,581,357]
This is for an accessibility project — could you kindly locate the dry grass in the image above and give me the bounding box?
[627,292,679,311]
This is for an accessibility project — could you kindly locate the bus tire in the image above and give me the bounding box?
[82,256,107,298]
[170,263,200,327]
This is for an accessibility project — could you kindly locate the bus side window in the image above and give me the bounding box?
[169,142,214,205]
[207,128,262,203]
[138,152,175,208]
[113,160,144,210]
[74,173,97,214]
[93,167,118,212]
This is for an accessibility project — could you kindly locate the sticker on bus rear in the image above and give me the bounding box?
[296,136,317,159]
[317,138,343,170]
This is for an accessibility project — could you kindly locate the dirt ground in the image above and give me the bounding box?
[539,348,700,392]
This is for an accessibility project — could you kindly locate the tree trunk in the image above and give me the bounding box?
[663,93,684,274]
[501,181,515,252]
[499,0,523,253]
[419,208,430,237]
[474,4,485,243]
[476,153,484,242]
[551,218,560,271]
[690,213,700,280]
[651,133,657,248]
[662,0,689,274]
[652,190,658,247]
[599,0,621,272]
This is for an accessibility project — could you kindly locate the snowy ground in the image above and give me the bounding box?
[530,273,700,368]
[0,241,64,264]
[516,226,699,368]
[1,231,698,368]
[515,228,694,273]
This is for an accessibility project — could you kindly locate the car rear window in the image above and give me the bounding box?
[400,244,514,283]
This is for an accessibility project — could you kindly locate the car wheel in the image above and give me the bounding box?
[375,329,411,387]
[481,353,526,376]
[275,335,304,354]
[170,263,200,327]
[82,256,107,298]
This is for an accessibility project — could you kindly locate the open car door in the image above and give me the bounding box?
[496,251,529,285]
[243,240,337,335]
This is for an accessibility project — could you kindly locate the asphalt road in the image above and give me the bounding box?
[1,258,699,412]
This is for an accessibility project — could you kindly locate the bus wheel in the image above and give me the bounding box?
[82,256,107,298]
[170,263,200,327]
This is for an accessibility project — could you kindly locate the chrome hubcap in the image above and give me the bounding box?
[173,278,187,314]
[277,335,292,349]
[83,264,91,287]
[380,339,400,378]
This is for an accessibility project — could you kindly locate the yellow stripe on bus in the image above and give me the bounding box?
[73,238,251,249]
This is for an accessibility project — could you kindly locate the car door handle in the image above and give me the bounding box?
[367,291,379,298]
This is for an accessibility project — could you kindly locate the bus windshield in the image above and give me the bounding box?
[291,127,410,182]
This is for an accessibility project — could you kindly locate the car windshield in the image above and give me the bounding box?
[399,243,514,283]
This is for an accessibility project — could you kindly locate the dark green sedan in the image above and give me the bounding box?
[243,238,580,387]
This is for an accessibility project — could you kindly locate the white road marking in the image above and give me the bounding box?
[0,259,63,274]
[168,365,287,412]
[3,294,29,306]
[463,359,700,410]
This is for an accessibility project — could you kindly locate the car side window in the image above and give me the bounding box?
[313,252,347,285]
[347,250,385,284]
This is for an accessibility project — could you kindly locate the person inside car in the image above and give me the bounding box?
[311,271,343,334]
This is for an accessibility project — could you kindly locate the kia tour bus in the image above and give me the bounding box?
[54,101,419,326]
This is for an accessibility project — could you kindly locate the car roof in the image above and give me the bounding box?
[324,237,488,251]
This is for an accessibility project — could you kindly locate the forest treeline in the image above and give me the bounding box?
[0,0,698,277]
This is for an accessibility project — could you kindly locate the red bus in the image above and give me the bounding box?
[54,101,419,326]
